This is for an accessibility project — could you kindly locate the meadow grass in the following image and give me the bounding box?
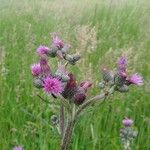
[0,0,150,149]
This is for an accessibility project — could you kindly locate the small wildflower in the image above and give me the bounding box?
[122,118,133,127]
[13,146,23,150]
[37,45,49,56]
[43,77,63,95]
[31,63,42,76]
[127,73,143,86]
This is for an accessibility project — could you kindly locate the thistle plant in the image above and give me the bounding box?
[120,118,138,150]
[30,34,143,150]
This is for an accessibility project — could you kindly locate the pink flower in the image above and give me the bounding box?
[52,35,64,49]
[122,118,133,127]
[37,45,49,56]
[128,73,143,86]
[43,77,63,95]
[13,146,23,150]
[31,63,42,76]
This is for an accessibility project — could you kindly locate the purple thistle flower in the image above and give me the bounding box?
[37,45,49,56]
[43,77,63,95]
[13,146,23,150]
[52,35,64,49]
[31,63,42,76]
[40,58,51,75]
[122,118,133,127]
[118,56,127,73]
[127,73,143,86]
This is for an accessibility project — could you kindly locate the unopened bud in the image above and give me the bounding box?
[98,81,105,89]
[65,54,81,65]
[61,75,70,82]
[47,46,58,57]
[51,115,59,125]
[101,68,114,82]
[117,84,129,93]
[33,77,43,88]
[61,44,70,54]
[73,93,86,106]
[114,72,126,86]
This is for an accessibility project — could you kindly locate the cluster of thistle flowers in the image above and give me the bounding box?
[120,118,138,150]
[99,56,143,92]
[31,34,92,106]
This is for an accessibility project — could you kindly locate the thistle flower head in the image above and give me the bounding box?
[43,76,63,95]
[118,55,127,73]
[37,45,49,56]
[52,34,64,49]
[122,118,133,127]
[13,146,23,150]
[127,73,143,86]
[40,58,51,75]
[31,63,42,76]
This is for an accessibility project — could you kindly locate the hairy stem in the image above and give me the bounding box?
[60,105,65,137]
[74,86,115,120]
[61,120,75,150]
[74,93,107,120]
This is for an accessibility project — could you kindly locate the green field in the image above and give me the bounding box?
[0,0,150,149]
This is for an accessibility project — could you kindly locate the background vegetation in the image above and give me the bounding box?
[0,0,150,149]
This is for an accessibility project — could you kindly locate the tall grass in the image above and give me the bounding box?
[0,0,150,149]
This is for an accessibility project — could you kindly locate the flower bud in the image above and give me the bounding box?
[73,93,86,106]
[61,75,70,82]
[51,115,59,125]
[98,81,105,89]
[65,54,81,65]
[101,68,114,82]
[47,46,58,57]
[33,77,43,88]
[61,44,70,54]
[117,84,129,93]
[114,72,126,86]
[80,80,92,92]
[40,58,51,75]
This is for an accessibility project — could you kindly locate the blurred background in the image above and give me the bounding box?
[0,0,150,149]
